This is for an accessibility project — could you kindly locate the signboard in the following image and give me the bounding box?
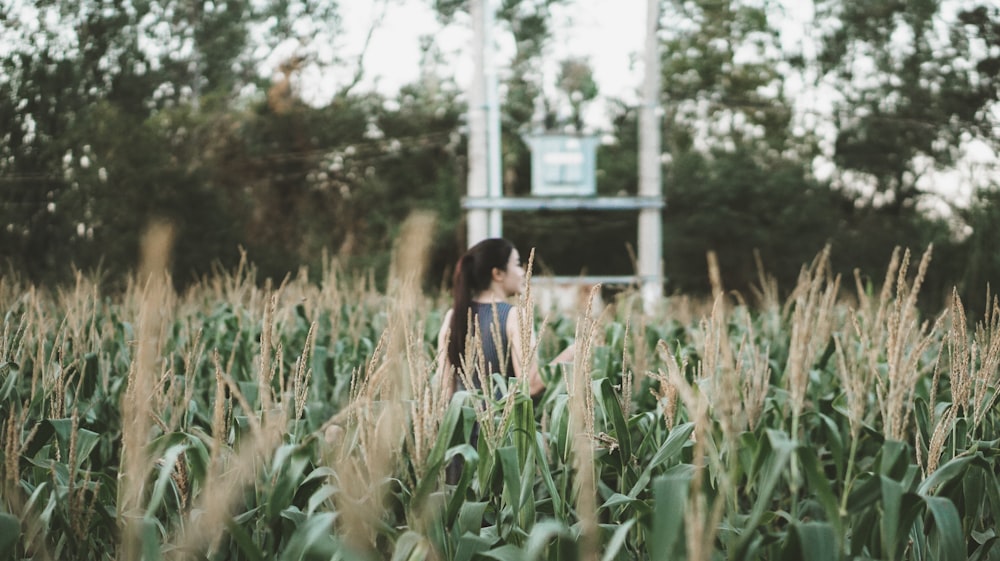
[524,134,599,196]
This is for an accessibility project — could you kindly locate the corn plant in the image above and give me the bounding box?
[1,236,998,560]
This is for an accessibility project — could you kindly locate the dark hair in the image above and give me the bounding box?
[447,238,515,373]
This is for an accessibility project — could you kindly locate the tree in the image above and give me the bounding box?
[0,0,344,284]
[815,1,1000,213]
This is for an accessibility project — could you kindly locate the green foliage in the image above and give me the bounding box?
[1,251,998,559]
[815,0,1000,211]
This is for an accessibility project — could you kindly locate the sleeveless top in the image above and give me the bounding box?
[457,301,514,390]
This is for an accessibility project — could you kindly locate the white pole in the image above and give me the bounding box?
[467,0,489,247]
[485,0,503,239]
[638,0,663,312]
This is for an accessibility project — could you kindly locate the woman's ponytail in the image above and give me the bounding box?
[447,253,475,372]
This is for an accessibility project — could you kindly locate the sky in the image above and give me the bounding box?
[297,0,649,128]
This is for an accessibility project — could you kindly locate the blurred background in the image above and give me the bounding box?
[1,0,998,312]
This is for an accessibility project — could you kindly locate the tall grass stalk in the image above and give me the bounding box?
[118,221,175,560]
[569,284,602,561]
[874,247,941,442]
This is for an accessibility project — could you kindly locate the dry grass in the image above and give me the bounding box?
[784,245,840,424]
[119,221,176,560]
[568,284,603,561]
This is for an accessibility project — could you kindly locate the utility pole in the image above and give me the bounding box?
[484,0,503,239]
[467,0,489,247]
[638,0,664,312]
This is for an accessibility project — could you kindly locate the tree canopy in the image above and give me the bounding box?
[0,0,997,311]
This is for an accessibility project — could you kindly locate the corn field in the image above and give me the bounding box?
[1,228,999,560]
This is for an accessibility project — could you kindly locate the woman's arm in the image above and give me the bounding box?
[436,309,454,395]
[507,309,545,397]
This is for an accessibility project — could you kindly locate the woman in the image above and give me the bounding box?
[436,238,545,398]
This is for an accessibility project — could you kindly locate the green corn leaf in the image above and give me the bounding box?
[597,377,633,471]
[145,442,188,519]
[454,532,496,561]
[281,506,307,527]
[0,361,20,404]
[454,501,489,538]
[649,466,694,561]
[498,446,522,516]
[225,516,267,561]
[517,443,537,527]
[797,447,842,535]
[782,521,838,561]
[921,495,966,561]
[0,512,20,557]
[48,419,100,470]
[533,431,564,518]
[628,422,694,497]
[306,484,337,516]
[479,544,525,561]
[880,476,905,559]
[412,394,465,507]
[522,519,572,560]
[600,492,644,514]
[847,474,882,513]
[878,440,909,479]
[968,536,998,561]
[445,445,480,525]
[391,531,428,561]
[816,412,845,477]
[735,430,796,558]
[141,517,162,561]
[601,519,636,561]
[512,396,535,467]
[278,511,338,561]
[918,454,973,496]
[550,394,571,462]
[267,444,311,521]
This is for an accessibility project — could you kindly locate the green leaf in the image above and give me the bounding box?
[782,521,838,561]
[391,531,428,561]
[478,544,525,561]
[48,419,100,470]
[878,440,909,479]
[0,513,20,557]
[454,502,489,538]
[628,422,694,497]
[601,519,636,561]
[306,484,337,516]
[455,533,496,561]
[145,443,188,519]
[797,447,842,535]
[141,517,162,561]
[498,446,522,516]
[921,496,966,561]
[446,445,480,525]
[522,519,572,560]
[597,377,632,469]
[267,444,311,520]
[650,466,693,560]
[0,361,20,404]
[226,516,266,561]
[413,393,465,507]
[533,431,564,518]
[918,455,973,496]
[278,511,338,561]
[880,476,905,559]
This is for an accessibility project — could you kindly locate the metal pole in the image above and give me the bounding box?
[485,0,503,239]
[467,0,489,247]
[638,0,663,312]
